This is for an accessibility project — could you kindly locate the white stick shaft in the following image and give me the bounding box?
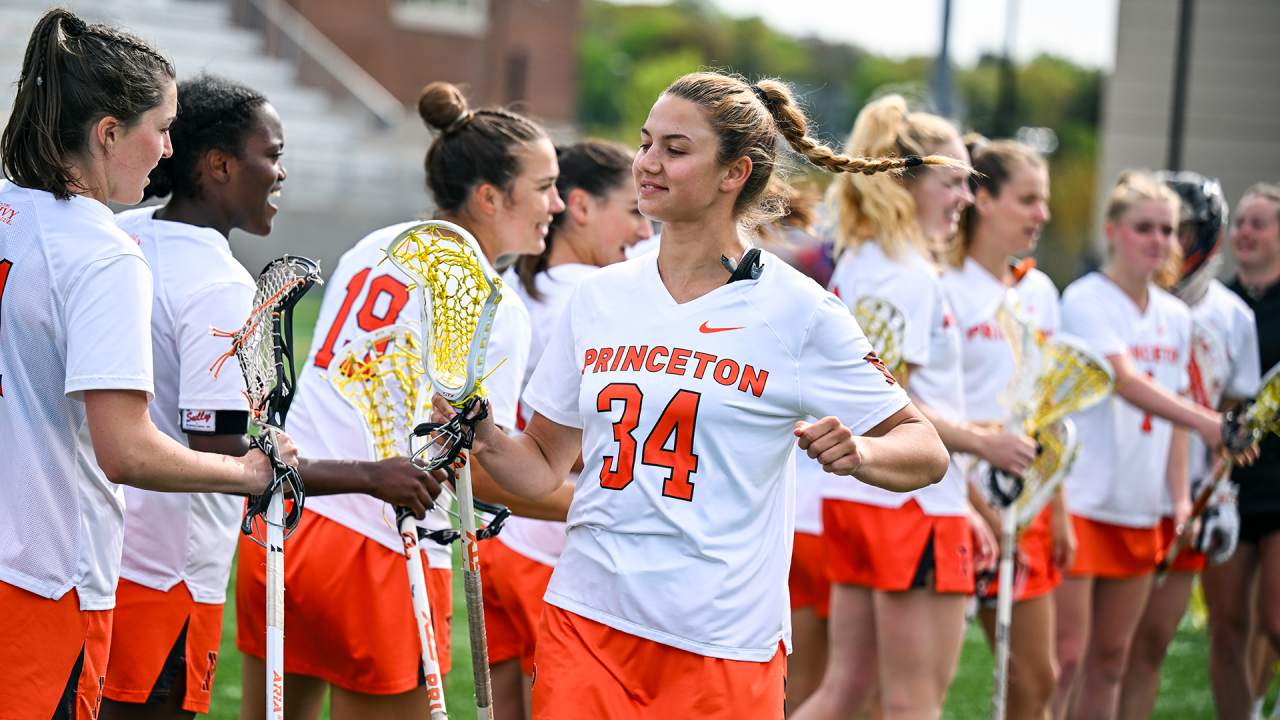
[400,514,449,720]
[266,488,286,720]
[991,507,1017,720]
[456,450,494,719]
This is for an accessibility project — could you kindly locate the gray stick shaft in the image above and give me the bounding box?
[991,507,1018,720]
[456,451,495,719]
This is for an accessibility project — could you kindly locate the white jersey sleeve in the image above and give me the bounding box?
[524,251,908,662]
[64,255,155,401]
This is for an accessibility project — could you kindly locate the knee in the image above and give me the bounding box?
[1056,635,1086,679]
[1012,660,1058,711]
[1088,642,1133,683]
[1128,630,1172,672]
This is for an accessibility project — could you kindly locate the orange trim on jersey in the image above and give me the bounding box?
[978,505,1063,602]
[482,538,555,675]
[789,532,831,618]
[531,605,785,720]
[0,582,112,720]
[1068,515,1162,579]
[823,498,975,593]
[1011,257,1036,282]
[1159,516,1207,573]
[103,579,223,714]
[236,511,452,694]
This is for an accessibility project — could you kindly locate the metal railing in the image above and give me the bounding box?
[230,0,404,129]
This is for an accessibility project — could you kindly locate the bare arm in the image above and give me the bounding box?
[903,363,1037,476]
[471,461,575,522]
[189,434,446,519]
[84,389,289,495]
[433,394,582,502]
[795,402,949,493]
[1109,352,1221,449]
[1166,426,1192,528]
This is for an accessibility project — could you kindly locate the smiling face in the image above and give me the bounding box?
[1106,198,1178,278]
[105,78,177,205]
[1231,195,1280,274]
[907,136,973,244]
[634,94,740,226]
[906,135,972,244]
[974,161,1051,256]
[226,103,286,236]
[488,136,565,260]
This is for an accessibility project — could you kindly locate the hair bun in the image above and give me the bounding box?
[418,82,471,132]
[60,13,87,38]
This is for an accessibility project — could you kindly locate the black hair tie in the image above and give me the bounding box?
[61,14,88,38]
[750,84,771,107]
[904,156,924,168]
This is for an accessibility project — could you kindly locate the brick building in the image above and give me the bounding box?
[283,0,580,129]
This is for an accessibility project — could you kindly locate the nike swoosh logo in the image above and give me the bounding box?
[699,321,744,333]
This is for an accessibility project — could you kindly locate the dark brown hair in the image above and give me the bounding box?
[1,8,175,200]
[516,139,634,301]
[661,73,966,231]
[949,137,1047,267]
[417,81,548,214]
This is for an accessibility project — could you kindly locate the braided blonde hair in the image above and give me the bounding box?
[824,95,966,261]
[661,73,966,231]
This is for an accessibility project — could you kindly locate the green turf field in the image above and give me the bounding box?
[200,295,1230,719]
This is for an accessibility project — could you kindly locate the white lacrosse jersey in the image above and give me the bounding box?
[812,240,968,516]
[1062,272,1191,527]
[498,264,601,565]
[523,250,910,661]
[287,221,530,570]
[941,258,1060,424]
[113,207,253,604]
[0,181,154,610]
[1167,280,1259,509]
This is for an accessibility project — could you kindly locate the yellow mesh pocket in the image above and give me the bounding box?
[327,325,424,461]
[1023,338,1113,435]
[386,222,502,407]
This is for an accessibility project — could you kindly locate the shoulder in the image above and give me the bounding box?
[1061,272,1107,303]
[1151,285,1191,320]
[1018,268,1059,298]
[743,252,836,354]
[1209,280,1256,321]
[344,221,422,263]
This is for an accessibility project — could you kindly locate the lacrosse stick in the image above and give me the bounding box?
[326,324,448,719]
[211,255,321,720]
[387,220,503,720]
[852,295,908,377]
[989,332,1111,720]
[1156,361,1280,584]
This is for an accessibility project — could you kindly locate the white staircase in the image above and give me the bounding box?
[0,0,433,276]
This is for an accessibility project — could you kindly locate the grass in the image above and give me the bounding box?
[201,294,1226,719]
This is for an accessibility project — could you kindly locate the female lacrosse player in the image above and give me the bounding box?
[791,97,1014,720]
[482,139,651,720]
[1050,172,1237,720]
[1116,172,1259,720]
[234,80,565,720]
[99,75,441,720]
[938,137,1070,720]
[432,71,951,720]
[1201,182,1280,720]
[0,11,296,720]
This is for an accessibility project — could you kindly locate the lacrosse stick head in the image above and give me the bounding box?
[217,255,323,431]
[386,221,501,408]
[852,296,907,376]
[996,301,1044,422]
[326,324,424,462]
[1014,419,1081,528]
[1227,362,1280,451]
[1025,335,1114,434]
